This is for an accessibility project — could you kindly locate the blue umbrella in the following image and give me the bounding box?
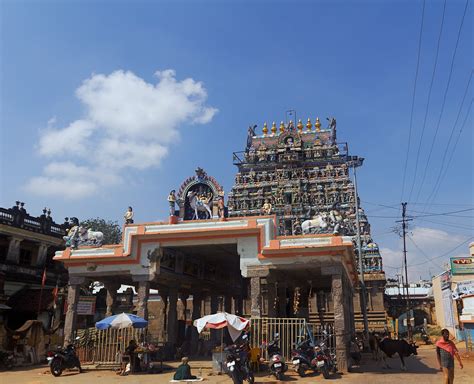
[95,312,148,330]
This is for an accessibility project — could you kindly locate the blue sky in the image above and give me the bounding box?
[1,0,472,280]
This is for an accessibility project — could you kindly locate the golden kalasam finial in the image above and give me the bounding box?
[297,119,303,132]
[306,118,312,131]
[279,121,285,133]
[263,122,268,135]
[315,117,321,132]
[271,121,277,135]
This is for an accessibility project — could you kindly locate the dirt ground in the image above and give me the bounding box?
[2,345,473,384]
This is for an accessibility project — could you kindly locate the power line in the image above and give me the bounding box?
[362,201,400,211]
[409,237,474,267]
[414,217,474,231]
[413,208,474,218]
[400,0,426,203]
[383,236,474,270]
[363,200,473,208]
[425,96,473,209]
[414,0,471,205]
[407,0,447,203]
[407,235,444,270]
[366,208,473,219]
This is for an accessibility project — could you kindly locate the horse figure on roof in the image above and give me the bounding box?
[187,190,213,220]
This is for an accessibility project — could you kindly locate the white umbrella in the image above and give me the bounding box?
[193,312,249,342]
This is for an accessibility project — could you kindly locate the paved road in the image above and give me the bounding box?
[2,345,473,384]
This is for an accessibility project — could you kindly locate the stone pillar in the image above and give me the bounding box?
[6,237,22,263]
[179,293,189,321]
[63,277,83,347]
[105,283,119,317]
[167,288,178,344]
[191,292,203,354]
[297,288,310,320]
[332,274,349,372]
[136,281,150,320]
[234,296,243,316]
[210,294,219,344]
[250,277,262,318]
[36,243,49,267]
[277,284,287,317]
[267,282,278,317]
[160,291,168,342]
[224,295,232,314]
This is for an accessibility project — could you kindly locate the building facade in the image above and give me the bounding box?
[432,242,474,340]
[0,202,69,348]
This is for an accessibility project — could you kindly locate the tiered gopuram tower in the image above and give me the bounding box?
[228,117,386,329]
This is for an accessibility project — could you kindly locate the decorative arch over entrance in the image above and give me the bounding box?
[176,168,224,220]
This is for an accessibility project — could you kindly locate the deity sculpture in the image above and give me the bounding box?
[124,206,134,224]
[168,190,177,216]
[195,167,207,179]
[217,196,225,219]
[327,117,337,144]
[262,199,272,215]
[292,218,302,235]
[63,217,104,248]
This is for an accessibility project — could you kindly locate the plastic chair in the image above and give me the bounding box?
[249,347,261,372]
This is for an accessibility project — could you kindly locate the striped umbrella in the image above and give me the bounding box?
[95,312,148,330]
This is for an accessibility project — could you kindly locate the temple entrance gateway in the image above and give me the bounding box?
[55,217,356,370]
[54,167,358,371]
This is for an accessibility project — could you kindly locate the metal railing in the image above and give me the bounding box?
[74,319,335,366]
[74,327,146,365]
[248,318,335,361]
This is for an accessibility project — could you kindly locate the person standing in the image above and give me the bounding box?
[436,329,463,384]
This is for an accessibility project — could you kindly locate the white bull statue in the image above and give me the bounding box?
[301,213,329,234]
[63,225,104,248]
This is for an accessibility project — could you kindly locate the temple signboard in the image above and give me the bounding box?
[64,296,96,315]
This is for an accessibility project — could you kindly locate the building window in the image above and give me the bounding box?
[19,249,32,266]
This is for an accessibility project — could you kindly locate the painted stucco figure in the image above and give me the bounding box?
[63,217,104,248]
[168,190,177,216]
[124,206,134,224]
[187,190,212,219]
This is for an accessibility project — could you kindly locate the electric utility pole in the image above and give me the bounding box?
[398,202,413,340]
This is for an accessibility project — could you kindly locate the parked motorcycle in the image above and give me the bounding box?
[414,325,431,344]
[314,336,337,379]
[47,337,82,377]
[291,338,316,377]
[224,333,254,384]
[264,333,287,381]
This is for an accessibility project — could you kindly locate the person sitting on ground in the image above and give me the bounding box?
[173,357,197,380]
[118,339,137,376]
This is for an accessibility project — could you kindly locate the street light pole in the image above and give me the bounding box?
[351,156,369,339]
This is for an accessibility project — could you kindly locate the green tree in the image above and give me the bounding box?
[81,217,122,245]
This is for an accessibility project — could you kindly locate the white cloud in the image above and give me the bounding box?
[26,69,217,200]
[38,120,96,157]
[380,226,470,281]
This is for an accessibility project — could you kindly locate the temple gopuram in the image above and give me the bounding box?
[228,117,386,330]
